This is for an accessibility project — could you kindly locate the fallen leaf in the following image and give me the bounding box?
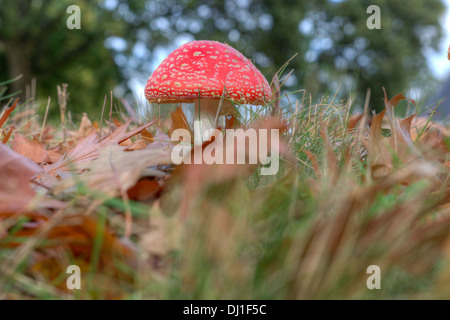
[0,143,42,213]
[169,106,191,139]
[52,144,172,196]
[142,129,154,143]
[76,112,93,139]
[44,119,157,176]
[46,147,64,163]
[347,113,364,132]
[127,179,161,201]
[125,140,148,151]
[12,133,50,163]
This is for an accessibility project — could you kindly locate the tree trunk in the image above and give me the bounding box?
[3,41,32,100]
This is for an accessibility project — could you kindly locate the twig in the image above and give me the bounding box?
[109,90,113,136]
[291,100,300,144]
[99,95,107,142]
[362,88,371,131]
[31,77,36,109]
[271,73,281,117]
[39,97,51,141]
[57,84,69,144]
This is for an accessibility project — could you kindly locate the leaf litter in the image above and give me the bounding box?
[0,91,449,299]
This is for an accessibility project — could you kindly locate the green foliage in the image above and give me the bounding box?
[0,0,126,118]
[0,0,445,118]
[168,0,444,110]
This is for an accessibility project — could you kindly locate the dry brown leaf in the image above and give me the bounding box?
[10,214,136,295]
[142,129,154,143]
[46,147,64,163]
[0,143,42,213]
[12,133,50,163]
[119,139,133,146]
[52,144,172,196]
[168,106,191,138]
[125,140,148,151]
[347,113,364,132]
[411,116,449,156]
[364,91,444,182]
[76,112,93,139]
[127,179,161,201]
[44,119,157,176]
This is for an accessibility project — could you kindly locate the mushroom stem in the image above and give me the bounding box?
[194,99,236,132]
[194,99,220,122]
[194,99,219,138]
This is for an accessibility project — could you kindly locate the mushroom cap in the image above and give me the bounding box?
[448,44,450,60]
[145,40,272,105]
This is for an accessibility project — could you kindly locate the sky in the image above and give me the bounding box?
[428,0,450,80]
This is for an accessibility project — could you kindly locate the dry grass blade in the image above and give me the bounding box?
[0,98,18,128]
[2,128,13,144]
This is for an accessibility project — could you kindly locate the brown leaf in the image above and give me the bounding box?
[52,144,171,196]
[44,119,157,176]
[127,179,161,201]
[365,91,440,182]
[12,133,50,163]
[141,129,154,143]
[9,214,136,294]
[168,106,191,138]
[119,139,133,147]
[383,88,415,110]
[124,140,148,151]
[46,147,64,163]
[347,113,364,132]
[411,116,449,155]
[46,215,135,265]
[76,112,93,139]
[0,143,42,213]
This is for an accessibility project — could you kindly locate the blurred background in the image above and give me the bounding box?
[0,0,449,120]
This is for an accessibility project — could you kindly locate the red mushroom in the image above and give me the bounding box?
[448,44,450,60]
[145,40,272,129]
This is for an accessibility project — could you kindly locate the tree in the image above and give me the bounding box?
[162,0,444,111]
[0,0,445,117]
[0,0,130,118]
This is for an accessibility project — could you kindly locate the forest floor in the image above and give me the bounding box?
[0,83,449,299]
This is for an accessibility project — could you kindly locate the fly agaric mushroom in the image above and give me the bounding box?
[145,40,272,129]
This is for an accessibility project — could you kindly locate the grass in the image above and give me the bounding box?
[0,77,449,300]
